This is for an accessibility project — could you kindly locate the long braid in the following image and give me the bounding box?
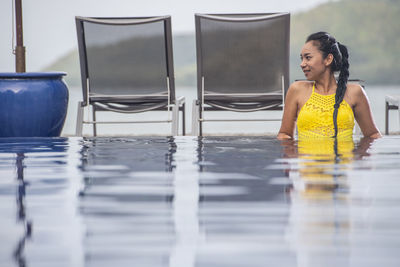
[306,32,350,138]
[332,43,349,137]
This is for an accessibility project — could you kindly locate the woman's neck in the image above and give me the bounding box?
[314,74,337,95]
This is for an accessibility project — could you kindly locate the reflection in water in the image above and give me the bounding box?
[14,152,32,267]
[78,136,293,266]
[169,137,200,267]
[280,137,374,267]
[195,137,294,266]
[1,136,400,267]
[0,138,82,267]
[0,139,68,267]
[288,138,355,199]
[197,137,287,202]
[78,137,177,266]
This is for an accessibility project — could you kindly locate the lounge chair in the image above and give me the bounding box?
[193,13,290,135]
[385,95,400,135]
[75,16,185,136]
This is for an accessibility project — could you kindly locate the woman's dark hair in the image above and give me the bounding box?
[306,32,350,137]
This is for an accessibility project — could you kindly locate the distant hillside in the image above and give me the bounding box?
[44,34,197,88]
[290,0,400,84]
[45,0,400,88]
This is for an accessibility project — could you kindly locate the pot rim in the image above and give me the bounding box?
[0,72,66,79]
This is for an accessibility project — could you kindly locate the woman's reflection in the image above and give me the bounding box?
[281,137,374,267]
[295,138,353,199]
[281,137,373,199]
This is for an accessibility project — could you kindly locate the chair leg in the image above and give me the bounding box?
[199,101,203,136]
[385,101,389,135]
[76,101,84,136]
[398,99,400,135]
[191,100,200,136]
[171,103,179,136]
[92,106,97,137]
[182,102,186,136]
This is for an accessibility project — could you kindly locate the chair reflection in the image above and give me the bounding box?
[78,137,177,201]
[196,136,287,202]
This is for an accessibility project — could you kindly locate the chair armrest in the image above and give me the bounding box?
[385,95,400,106]
[176,96,186,106]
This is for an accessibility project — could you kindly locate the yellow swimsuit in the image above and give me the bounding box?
[297,83,354,139]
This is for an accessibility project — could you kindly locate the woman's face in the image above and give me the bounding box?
[300,41,331,81]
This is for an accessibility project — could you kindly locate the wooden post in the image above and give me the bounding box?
[15,0,26,73]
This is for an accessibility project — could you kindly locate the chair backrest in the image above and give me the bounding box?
[76,16,175,106]
[195,13,290,109]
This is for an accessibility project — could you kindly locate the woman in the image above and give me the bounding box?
[277,32,381,139]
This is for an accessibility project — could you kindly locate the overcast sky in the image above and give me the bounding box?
[0,0,333,72]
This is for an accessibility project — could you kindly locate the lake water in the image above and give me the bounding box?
[1,136,400,267]
[61,85,400,136]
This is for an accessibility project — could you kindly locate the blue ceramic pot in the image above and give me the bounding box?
[0,72,69,137]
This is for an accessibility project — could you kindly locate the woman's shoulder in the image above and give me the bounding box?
[285,81,313,105]
[288,80,313,94]
[344,82,368,106]
[346,82,366,97]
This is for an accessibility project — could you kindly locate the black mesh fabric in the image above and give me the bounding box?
[197,14,289,109]
[83,20,168,96]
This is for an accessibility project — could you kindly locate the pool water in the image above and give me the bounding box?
[1,136,400,267]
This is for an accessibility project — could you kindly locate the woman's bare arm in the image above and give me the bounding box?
[351,85,382,138]
[277,84,300,139]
